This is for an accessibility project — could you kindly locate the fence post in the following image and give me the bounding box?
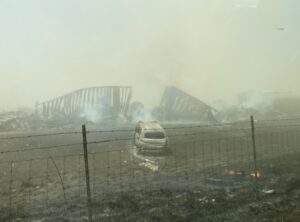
[82,125,93,221]
[9,161,13,219]
[250,115,259,200]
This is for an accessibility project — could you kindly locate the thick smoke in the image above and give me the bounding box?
[0,1,300,111]
[80,105,105,123]
[238,91,275,111]
[131,107,155,123]
[128,102,155,123]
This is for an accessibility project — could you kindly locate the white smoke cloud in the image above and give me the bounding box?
[131,106,155,123]
[80,104,111,123]
[239,91,275,111]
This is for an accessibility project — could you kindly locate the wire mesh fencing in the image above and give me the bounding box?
[0,117,299,221]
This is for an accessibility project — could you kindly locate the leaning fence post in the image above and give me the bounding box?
[82,125,93,221]
[250,115,259,200]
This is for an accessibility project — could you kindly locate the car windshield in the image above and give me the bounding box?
[144,132,165,139]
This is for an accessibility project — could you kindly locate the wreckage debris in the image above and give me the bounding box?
[36,86,132,122]
[6,86,300,129]
[0,111,31,132]
[250,170,261,178]
[156,86,217,122]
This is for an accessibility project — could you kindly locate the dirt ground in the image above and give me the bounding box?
[0,153,299,221]
[86,154,300,222]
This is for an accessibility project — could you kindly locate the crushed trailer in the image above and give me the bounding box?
[156,86,217,122]
[35,86,132,121]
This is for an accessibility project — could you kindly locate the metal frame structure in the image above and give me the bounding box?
[36,86,132,120]
[160,87,217,122]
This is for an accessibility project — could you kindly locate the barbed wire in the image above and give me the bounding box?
[0,131,82,141]
[0,129,297,155]
[0,126,298,222]
[87,138,132,145]
[0,138,133,155]
[0,153,83,164]
[255,117,300,122]
[1,128,300,156]
[0,123,297,142]
[85,123,247,134]
[168,128,251,136]
[163,121,249,130]
[0,118,300,157]
[0,142,83,154]
[87,129,133,134]
[255,124,300,129]
[1,117,300,141]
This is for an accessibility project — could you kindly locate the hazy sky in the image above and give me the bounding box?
[1,0,300,110]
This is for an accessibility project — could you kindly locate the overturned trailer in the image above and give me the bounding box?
[155,87,217,122]
[36,86,132,122]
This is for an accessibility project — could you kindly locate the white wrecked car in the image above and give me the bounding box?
[134,121,169,154]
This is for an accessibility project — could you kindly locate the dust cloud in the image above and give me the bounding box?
[0,0,300,111]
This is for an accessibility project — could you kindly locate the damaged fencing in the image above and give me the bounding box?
[0,117,299,221]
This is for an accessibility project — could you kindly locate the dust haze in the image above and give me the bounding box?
[1,2,300,221]
[1,0,300,111]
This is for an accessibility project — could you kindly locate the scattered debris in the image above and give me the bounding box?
[262,189,275,194]
[197,197,216,204]
[0,111,32,132]
[250,170,261,178]
[139,162,159,172]
[228,170,245,177]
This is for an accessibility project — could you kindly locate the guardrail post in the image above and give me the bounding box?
[250,115,260,200]
[82,125,93,221]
